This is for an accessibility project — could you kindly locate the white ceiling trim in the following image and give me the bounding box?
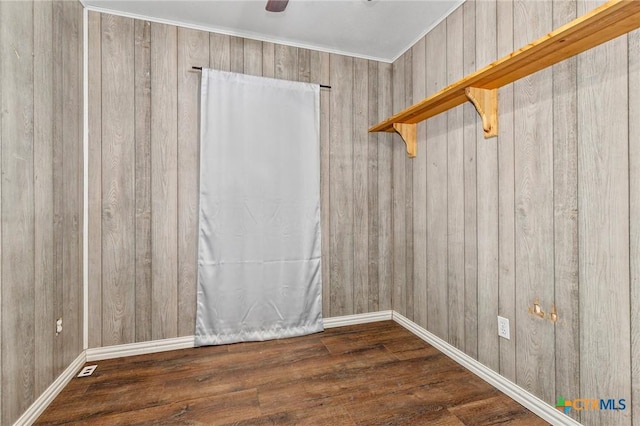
[83,3,396,63]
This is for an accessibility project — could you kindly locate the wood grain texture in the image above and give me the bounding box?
[462,0,478,360]
[578,1,631,425]
[88,16,392,345]
[377,62,393,312]
[230,36,243,73]
[475,0,499,373]
[0,4,83,423]
[496,0,516,384]
[298,48,311,83]
[262,42,275,78]
[151,23,179,340]
[36,322,547,426]
[1,2,36,423]
[403,51,414,322]
[61,0,83,368]
[629,26,640,426]
[177,28,209,337]
[101,14,136,346]
[51,0,65,376]
[392,54,407,316]
[310,50,331,316]
[329,54,354,316]
[353,58,369,314]
[411,36,427,330]
[367,60,379,313]
[134,19,152,344]
[243,38,262,76]
[426,21,448,340]
[209,33,230,72]
[370,0,640,133]
[446,7,465,351]
[33,0,55,395]
[87,11,103,349]
[514,0,555,402]
[276,44,298,82]
[552,0,580,422]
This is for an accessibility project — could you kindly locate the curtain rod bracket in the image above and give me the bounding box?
[191,66,331,89]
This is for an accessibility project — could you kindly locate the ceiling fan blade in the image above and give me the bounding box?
[265,0,289,12]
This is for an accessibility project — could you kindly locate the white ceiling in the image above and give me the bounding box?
[81,0,463,63]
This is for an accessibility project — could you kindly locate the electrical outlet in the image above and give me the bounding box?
[55,318,62,335]
[498,316,510,340]
[77,365,98,378]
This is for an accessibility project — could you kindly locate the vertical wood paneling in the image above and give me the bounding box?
[62,0,83,364]
[62,0,82,367]
[51,0,65,375]
[209,33,230,72]
[578,1,631,424]
[298,48,310,83]
[230,36,243,73]
[412,37,427,329]
[403,51,414,322]
[630,26,640,426]
[262,42,275,78]
[89,17,392,344]
[1,2,82,422]
[88,11,103,348]
[329,54,354,316]
[426,22,448,340]
[353,58,369,314]
[514,0,555,401]
[552,1,580,421]
[310,50,331,316]
[462,0,478,360]
[475,0,499,372]
[276,45,298,81]
[0,2,35,422]
[243,38,262,76]
[151,23,178,340]
[392,54,406,316]
[33,0,55,394]
[377,62,393,311]
[177,28,209,337]
[496,0,516,383]
[367,60,379,312]
[446,8,465,350]
[134,19,152,344]
[101,14,136,346]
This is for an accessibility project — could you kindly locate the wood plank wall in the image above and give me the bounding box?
[87,12,394,347]
[0,1,84,424]
[396,0,639,424]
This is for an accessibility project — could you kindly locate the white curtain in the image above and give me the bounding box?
[195,69,323,346]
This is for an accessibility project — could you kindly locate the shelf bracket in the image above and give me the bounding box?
[392,123,417,158]
[465,87,498,138]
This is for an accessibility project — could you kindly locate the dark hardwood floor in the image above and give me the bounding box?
[36,321,549,425]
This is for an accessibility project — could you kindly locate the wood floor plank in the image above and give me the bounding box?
[36,322,548,425]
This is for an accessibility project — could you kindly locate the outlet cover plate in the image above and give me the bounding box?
[497,316,510,340]
[77,365,98,378]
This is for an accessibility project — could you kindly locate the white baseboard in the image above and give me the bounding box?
[84,312,394,363]
[14,352,86,426]
[391,312,581,426]
[19,310,574,426]
[323,310,393,328]
[86,336,195,362]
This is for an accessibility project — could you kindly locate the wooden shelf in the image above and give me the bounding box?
[370,0,640,158]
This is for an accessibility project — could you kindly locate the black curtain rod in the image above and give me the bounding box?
[192,66,331,89]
